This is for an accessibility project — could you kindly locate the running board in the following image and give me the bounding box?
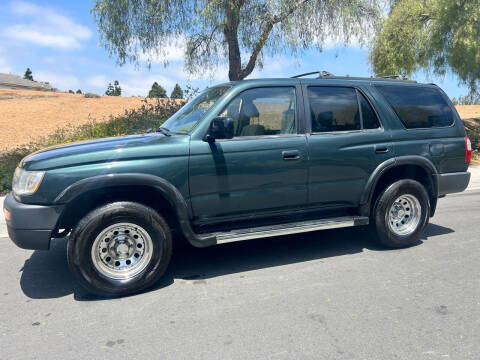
[200,216,369,245]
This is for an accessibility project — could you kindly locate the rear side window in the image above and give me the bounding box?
[359,92,380,129]
[375,85,454,128]
[308,87,381,132]
[308,87,361,132]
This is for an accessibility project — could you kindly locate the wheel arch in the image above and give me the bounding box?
[54,173,215,247]
[360,156,439,217]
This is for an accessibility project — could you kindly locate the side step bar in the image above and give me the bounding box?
[200,216,369,245]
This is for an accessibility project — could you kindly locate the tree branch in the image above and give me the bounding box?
[239,0,311,79]
[189,26,219,57]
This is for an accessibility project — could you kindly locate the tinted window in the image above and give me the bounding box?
[375,85,454,128]
[218,87,296,137]
[308,87,360,132]
[359,92,380,129]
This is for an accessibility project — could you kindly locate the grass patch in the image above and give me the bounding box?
[0,98,183,195]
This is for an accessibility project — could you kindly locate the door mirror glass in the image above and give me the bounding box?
[204,117,234,142]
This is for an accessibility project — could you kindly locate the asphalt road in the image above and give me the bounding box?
[1,191,479,360]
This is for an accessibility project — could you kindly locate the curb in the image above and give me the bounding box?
[0,196,6,237]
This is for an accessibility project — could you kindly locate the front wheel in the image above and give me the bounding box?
[67,202,172,297]
[373,179,430,248]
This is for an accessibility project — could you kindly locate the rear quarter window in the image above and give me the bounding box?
[375,85,454,128]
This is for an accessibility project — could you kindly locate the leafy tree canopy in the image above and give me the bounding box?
[170,83,184,99]
[23,68,33,81]
[371,0,480,92]
[148,82,167,98]
[92,0,379,81]
[76,89,82,94]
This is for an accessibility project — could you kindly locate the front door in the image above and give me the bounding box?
[189,86,308,224]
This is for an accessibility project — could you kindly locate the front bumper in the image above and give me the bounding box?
[436,172,471,196]
[3,193,63,250]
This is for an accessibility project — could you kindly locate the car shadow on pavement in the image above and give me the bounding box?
[19,222,454,301]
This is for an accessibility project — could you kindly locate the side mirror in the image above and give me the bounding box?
[204,117,234,142]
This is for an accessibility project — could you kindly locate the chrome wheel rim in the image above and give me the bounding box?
[387,194,422,236]
[91,223,153,280]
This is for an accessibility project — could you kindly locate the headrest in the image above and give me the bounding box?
[241,101,259,118]
[317,111,333,124]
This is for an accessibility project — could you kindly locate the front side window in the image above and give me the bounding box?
[218,87,297,137]
[309,87,361,132]
[162,86,230,134]
[375,85,454,128]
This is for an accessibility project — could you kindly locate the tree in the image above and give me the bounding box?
[92,0,379,81]
[170,83,184,99]
[105,83,114,96]
[148,82,167,98]
[23,68,33,81]
[113,80,121,96]
[370,0,480,93]
[106,80,121,96]
[68,90,74,94]
[76,89,82,94]
[453,93,480,106]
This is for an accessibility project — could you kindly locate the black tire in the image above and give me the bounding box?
[373,179,430,248]
[67,202,172,297]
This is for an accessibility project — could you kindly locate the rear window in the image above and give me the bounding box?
[375,85,454,128]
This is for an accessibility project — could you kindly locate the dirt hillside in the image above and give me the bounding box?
[0,89,183,150]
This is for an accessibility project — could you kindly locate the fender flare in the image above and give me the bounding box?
[54,173,215,247]
[360,155,439,207]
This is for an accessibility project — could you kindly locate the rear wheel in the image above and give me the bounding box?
[373,179,430,248]
[67,202,172,297]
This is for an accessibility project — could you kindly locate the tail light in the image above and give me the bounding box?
[465,136,472,164]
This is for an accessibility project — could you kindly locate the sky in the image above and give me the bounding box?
[0,0,471,98]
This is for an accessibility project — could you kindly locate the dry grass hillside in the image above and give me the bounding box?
[0,89,184,150]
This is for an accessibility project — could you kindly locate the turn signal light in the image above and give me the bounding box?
[3,207,11,222]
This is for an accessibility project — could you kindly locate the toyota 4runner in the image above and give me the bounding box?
[4,72,472,296]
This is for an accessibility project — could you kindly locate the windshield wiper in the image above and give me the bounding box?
[156,126,171,136]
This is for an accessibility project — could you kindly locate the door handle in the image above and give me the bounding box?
[282,150,300,160]
[375,146,389,154]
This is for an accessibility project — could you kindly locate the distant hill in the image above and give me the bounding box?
[0,89,185,150]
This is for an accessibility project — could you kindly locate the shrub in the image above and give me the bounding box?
[84,92,101,98]
[0,98,184,195]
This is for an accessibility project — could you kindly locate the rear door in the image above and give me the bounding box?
[189,85,309,224]
[304,84,393,208]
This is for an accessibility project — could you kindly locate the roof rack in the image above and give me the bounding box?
[290,71,417,83]
[380,75,410,80]
[291,70,334,78]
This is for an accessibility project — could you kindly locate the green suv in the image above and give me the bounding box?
[4,72,472,296]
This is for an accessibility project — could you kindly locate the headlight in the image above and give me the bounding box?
[12,168,45,196]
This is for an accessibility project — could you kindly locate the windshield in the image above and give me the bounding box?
[162,86,231,134]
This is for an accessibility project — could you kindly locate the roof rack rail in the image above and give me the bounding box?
[380,75,410,80]
[290,71,417,83]
[291,70,334,78]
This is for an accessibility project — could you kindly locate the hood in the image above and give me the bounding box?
[21,133,188,171]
